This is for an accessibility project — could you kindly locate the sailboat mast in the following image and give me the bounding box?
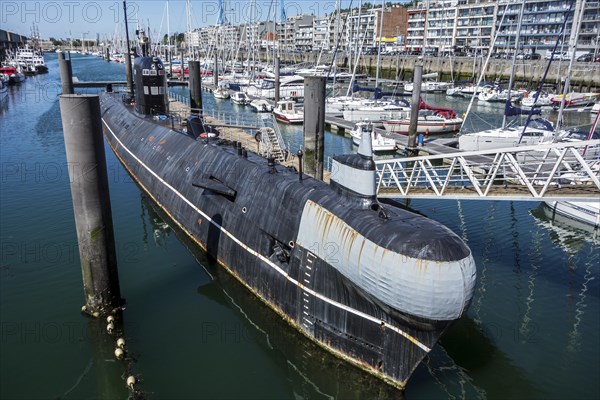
[501,0,526,129]
[347,0,364,97]
[555,0,587,131]
[375,0,385,90]
[166,0,171,61]
[460,4,509,133]
[186,0,193,58]
[122,0,134,98]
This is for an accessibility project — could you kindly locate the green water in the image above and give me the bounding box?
[1,53,598,399]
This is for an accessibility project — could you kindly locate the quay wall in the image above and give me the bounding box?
[240,52,600,93]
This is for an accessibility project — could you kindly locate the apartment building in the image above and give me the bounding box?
[455,0,495,52]
[295,22,314,51]
[313,16,332,51]
[186,0,596,57]
[276,14,314,51]
[578,0,600,52]
[406,3,427,51]
[426,0,457,51]
[408,0,598,55]
[346,6,408,52]
[188,24,240,52]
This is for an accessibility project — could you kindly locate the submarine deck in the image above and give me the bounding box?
[168,97,332,182]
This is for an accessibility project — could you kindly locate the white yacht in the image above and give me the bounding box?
[231,91,250,105]
[383,110,463,135]
[246,75,305,100]
[544,201,600,229]
[213,87,230,99]
[521,91,554,109]
[342,102,410,122]
[350,122,396,152]
[248,98,274,113]
[458,118,556,151]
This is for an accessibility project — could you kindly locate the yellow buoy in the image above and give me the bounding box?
[116,338,126,349]
[126,375,136,388]
[106,322,114,334]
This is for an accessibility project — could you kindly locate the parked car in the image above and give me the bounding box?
[577,53,594,62]
[545,52,571,61]
[560,52,571,61]
[524,53,541,60]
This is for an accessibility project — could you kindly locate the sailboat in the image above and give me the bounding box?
[404,73,451,94]
[458,0,569,151]
[383,98,463,135]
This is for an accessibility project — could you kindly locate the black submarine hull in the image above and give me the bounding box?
[99,91,474,388]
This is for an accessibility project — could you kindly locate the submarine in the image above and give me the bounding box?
[99,52,477,388]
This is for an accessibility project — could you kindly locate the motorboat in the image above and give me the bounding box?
[550,93,600,111]
[231,91,250,105]
[213,87,230,99]
[544,201,600,229]
[350,121,396,152]
[0,66,25,84]
[272,100,304,124]
[248,98,273,113]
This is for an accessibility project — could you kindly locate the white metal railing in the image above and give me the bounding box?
[168,90,262,128]
[375,140,600,201]
[256,114,288,162]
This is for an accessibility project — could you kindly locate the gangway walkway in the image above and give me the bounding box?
[374,140,600,201]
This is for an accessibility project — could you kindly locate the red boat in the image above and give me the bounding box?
[0,66,26,84]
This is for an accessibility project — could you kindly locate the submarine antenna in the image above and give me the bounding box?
[123,0,134,99]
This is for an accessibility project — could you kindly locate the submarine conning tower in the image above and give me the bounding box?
[330,128,377,209]
[133,56,167,116]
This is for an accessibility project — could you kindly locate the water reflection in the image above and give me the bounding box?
[530,203,600,250]
[519,218,542,341]
[530,202,599,355]
[471,202,496,326]
[141,195,404,399]
[140,194,172,247]
[439,316,542,399]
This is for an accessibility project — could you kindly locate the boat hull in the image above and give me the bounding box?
[544,201,600,228]
[273,111,303,124]
[99,92,474,388]
[383,118,463,134]
[458,127,554,151]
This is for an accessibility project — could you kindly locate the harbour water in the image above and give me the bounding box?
[1,53,598,399]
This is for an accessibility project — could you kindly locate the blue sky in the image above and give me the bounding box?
[1,0,358,40]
